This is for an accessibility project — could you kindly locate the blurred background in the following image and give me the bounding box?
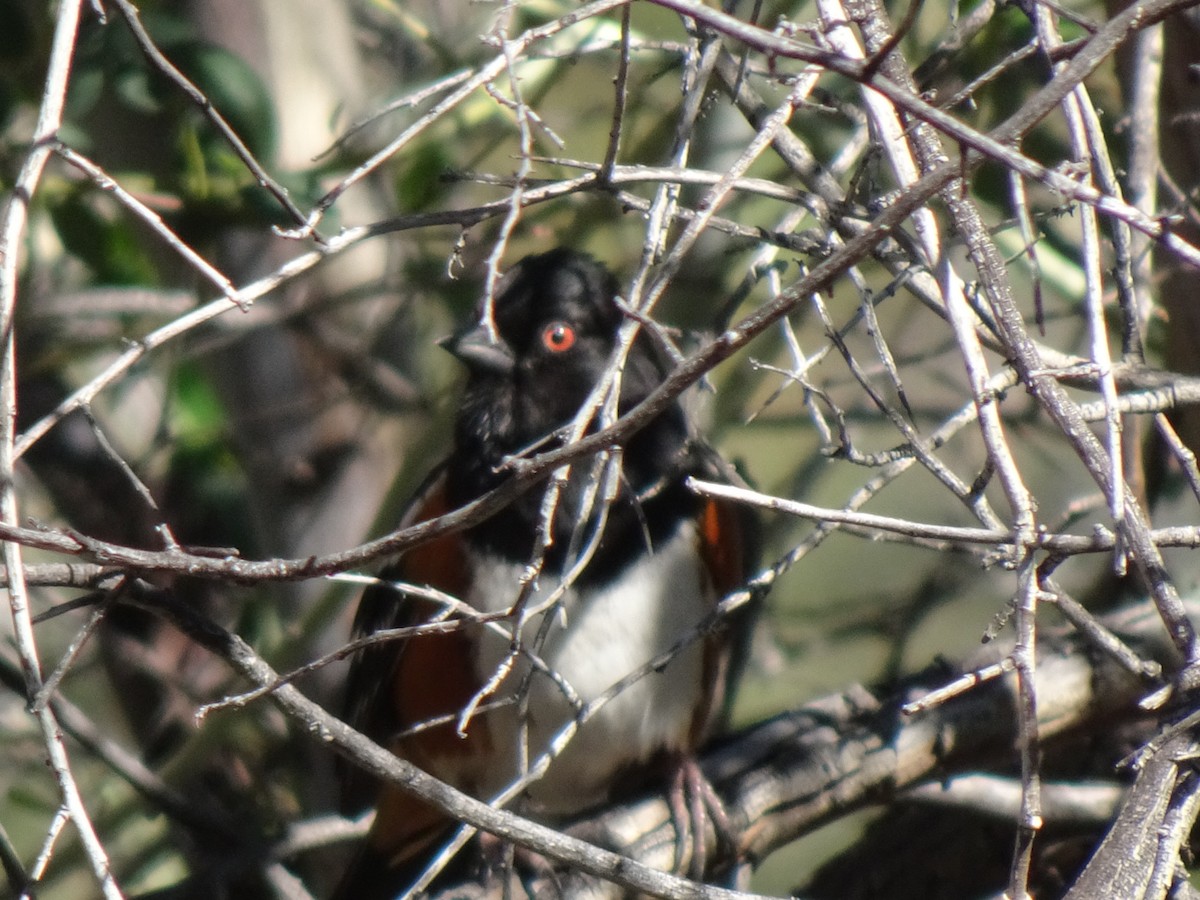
[2,0,1198,897]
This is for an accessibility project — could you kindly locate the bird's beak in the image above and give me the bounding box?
[438,321,516,375]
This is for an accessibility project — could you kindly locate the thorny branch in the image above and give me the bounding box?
[6,0,1200,897]
[0,1,122,897]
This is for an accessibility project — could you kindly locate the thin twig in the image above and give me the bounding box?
[134,586,774,900]
[107,0,312,236]
[600,3,632,179]
[837,2,1043,891]
[289,0,631,237]
[54,144,248,309]
[0,0,123,894]
[649,0,1200,269]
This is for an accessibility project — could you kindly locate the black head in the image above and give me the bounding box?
[444,249,675,472]
[444,249,626,432]
[443,249,693,563]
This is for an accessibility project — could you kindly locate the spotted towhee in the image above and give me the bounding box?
[335,249,759,899]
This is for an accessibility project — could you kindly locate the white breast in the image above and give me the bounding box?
[464,521,712,813]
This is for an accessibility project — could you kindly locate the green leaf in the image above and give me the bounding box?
[173,43,278,161]
[48,189,160,285]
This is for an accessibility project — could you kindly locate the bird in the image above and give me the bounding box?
[334,248,759,899]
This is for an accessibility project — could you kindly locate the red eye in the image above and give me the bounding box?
[541,321,576,353]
